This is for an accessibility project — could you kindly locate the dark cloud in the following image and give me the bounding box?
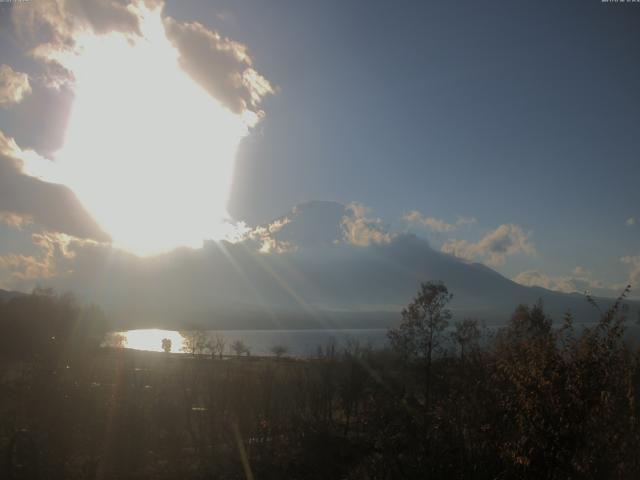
[0,132,109,242]
[163,16,274,116]
[2,80,74,156]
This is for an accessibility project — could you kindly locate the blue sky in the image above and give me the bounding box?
[181,0,640,289]
[0,0,639,298]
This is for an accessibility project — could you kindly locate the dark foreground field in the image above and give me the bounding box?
[2,285,640,479]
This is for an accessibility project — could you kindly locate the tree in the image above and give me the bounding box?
[451,318,481,360]
[231,339,249,357]
[388,281,452,363]
[491,290,639,477]
[387,281,452,409]
[181,329,209,357]
[161,338,172,353]
[500,300,551,344]
[270,345,288,358]
[209,332,226,359]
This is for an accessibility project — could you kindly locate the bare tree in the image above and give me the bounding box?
[231,339,249,357]
[270,345,288,358]
[209,332,227,359]
[161,338,172,353]
[181,329,209,357]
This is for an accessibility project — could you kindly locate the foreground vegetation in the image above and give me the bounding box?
[1,284,639,479]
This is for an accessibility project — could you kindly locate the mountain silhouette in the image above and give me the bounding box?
[0,289,26,302]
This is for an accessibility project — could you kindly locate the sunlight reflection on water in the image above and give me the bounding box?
[105,324,640,357]
[106,328,390,356]
[119,329,185,352]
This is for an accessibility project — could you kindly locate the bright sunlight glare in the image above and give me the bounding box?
[53,5,251,255]
[120,329,185,352]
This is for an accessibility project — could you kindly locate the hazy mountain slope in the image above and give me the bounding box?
[0,289,27,302]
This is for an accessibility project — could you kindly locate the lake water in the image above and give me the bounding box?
[105,323,640,358]
[106,328,390,357]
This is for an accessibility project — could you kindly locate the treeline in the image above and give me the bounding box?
[1,283,639,479]
[0,288,108,359]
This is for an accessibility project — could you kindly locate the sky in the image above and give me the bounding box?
[0,0,639,304]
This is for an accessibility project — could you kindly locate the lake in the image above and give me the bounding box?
[105,322,640,358]
[106,328,390,357]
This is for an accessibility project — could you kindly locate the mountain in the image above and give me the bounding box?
[54,200,637,330]
[0,289,27,302]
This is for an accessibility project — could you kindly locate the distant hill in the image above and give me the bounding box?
[0,289,27,302]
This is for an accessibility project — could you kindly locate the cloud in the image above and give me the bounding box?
[442,224,535,266]
[0,211,33,229]
[6,2,273,253]
[0,131,110,241]
[621,255,640,287]
[163,16,275,117]
[1,77,74,156]
[403,210,476,232]
[11,0,275,116]
[236,201,393,251]
[241,217,297,254]
[626,217,636,227]
[11,1,142,88]
[0,232,79,289]
[12,0,140,88]
[514,266,603,294]
[12,0,141,52]
[0,224,624,328]
[0,253,54,285]
[0,65,32,106]
[341,203,393,247]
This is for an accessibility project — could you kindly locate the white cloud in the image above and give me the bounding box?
[514,266,603,294]
[241,217,297,254]
[442,224,535,266]
[0,65,32,106]
[0,130,20,157]
[440,239,476,261]
[621,255,640,287]
[403,210,476,232]
[572,266,588,277]
[341,203,393,247]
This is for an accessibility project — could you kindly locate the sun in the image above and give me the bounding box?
[53,5,251,255]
